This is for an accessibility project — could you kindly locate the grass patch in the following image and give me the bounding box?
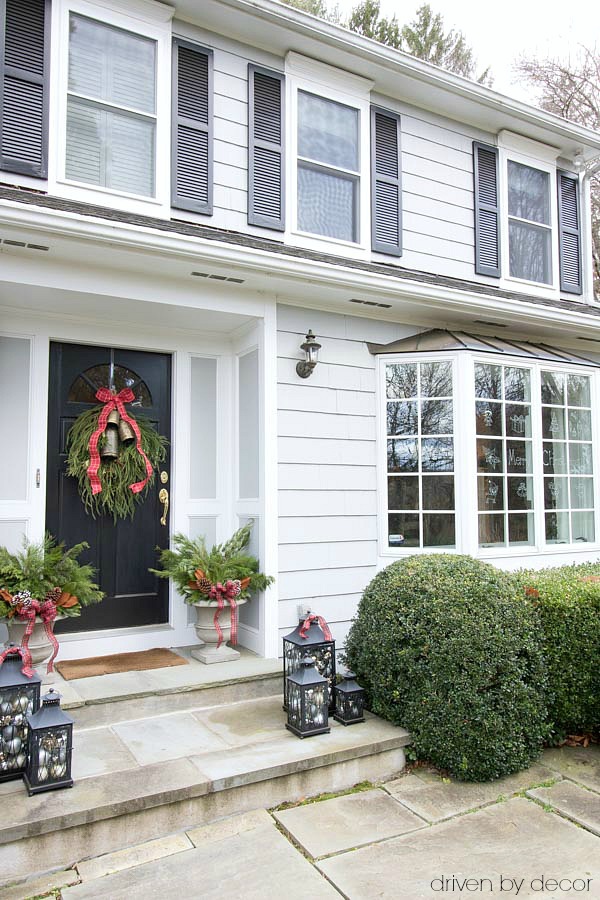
[271,780,375,812]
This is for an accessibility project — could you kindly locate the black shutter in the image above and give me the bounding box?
[473,142,501,277]
[248,65,284,230]
[557,171,582,295]
[171,39,213,215]
[0,0,50,178]
[371,106,402,256]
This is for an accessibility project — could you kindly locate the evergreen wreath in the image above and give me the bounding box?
[66,405,168,521]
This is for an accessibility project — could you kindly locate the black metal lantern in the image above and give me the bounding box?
[334,671,366,725]
[24,689,74,795]
[286,654,330,738]
[296,331,321,379]
[0,646,41,783]
[282,615,336,712]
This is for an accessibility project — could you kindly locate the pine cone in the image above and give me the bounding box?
[198,578,212,595]
[45,587,62,604]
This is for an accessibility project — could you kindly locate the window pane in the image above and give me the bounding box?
[543,441,567,474]
[509,220,552,283]
[190,358,216,499]
[477,439,503,473]
[422,475,454,510]
[567,375,590,408]
[545,511,570,543]
[388,476,419,510]
[479,515,505,547]
[66,98,155,196]
[421,437,453,472]
[541,372,565,405]
[568,409,592,442]
[504,367,530,402]
[387,439,418,472]
[420,361,453,397]
[0,337,30,501]
[509,513,534,546]
[569,443,593,475]
[505,404,531,438]
[507,477,533,510]
[421,400,453,435]
[570,477,594,509]
[388,514,419,548]
[475,401,502,436]
[544,477,568,509]
[69,14,156,113]
[297,165,356,242]
[542,407,565,440]
[475,363,502,399]
[298,92,358,170]
[478,476,504,511]
[386,364,417,399]
[572,511,595,543]
[387,401,418,435]
[239,350,259,499]
[507,161,550,224]
[423,514,455,548]
[506,440,532,474]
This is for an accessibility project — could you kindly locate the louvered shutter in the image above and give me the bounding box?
[248,65,284,230]
[557,171,582,295]
[473,142,501,277]
[0,0,50,178]
[171,39,212,215]
[371,107,402,256]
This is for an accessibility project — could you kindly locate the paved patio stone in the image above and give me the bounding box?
[0,868,79,900]
[318,797,599,899]
[77,832,193,881]
[528,779,600,836]
[186,808,273,846]
[72,727,139,780]
[197,696,286,747]
[541,745,600,794]
[274,788,424,857]
[385,762,559,822]
[62,822,339,899]
[112,711,228,765]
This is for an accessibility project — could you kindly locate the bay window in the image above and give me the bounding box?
[380,349,597,556]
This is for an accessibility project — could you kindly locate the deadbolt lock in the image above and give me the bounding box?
[160,471,169,484]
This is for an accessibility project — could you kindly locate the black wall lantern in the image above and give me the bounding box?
[0,646,41,783]
[334,671,366,725]
[283,615,336,712]
[286,654,330,738]
[24,689,74,795]
[296,330,321,379]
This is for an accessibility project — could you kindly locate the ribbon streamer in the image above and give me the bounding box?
[87,388,153,496]
[17,599,59,677]
[299,613,333,642]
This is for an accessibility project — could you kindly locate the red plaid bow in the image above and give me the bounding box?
[213,580,243,648]
[0,599,60,677]
[87,388,153,496]
[299,613,332,641]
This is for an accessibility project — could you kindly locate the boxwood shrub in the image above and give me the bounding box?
[345,555,548,782]
[518,562,600,742]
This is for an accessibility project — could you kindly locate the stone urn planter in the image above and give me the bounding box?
[191,598,247,664]
[5,618,60,680]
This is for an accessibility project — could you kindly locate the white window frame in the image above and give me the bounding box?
[285,52,372,259]
[49,0,173,215]
[497,132,561,296]
[377,351,600,560]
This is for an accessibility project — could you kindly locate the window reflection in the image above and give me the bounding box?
[68,364,152,407]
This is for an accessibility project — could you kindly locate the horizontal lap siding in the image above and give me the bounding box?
[277,305,418,650]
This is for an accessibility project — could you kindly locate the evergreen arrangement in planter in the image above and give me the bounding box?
[345,554,548,782]
[518,562,600,743]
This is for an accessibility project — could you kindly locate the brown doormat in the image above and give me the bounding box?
[55,648,189,680]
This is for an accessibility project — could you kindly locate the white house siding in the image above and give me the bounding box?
[277,304,418,651]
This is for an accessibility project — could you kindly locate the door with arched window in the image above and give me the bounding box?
[46,343,172,633]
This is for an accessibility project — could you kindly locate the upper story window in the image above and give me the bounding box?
[297,91,359,243]
[66,14,157,197]
[507,161,552,284]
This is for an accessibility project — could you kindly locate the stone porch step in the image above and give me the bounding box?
[0,693,410,887]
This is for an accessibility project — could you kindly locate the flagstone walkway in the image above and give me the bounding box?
[4,744,599,900]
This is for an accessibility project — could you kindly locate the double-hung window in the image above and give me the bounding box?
[507,161,552,284]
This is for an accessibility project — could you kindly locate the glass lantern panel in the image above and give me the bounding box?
[287,682,302,731]
[35,727,70,784]
[304,685,327,730]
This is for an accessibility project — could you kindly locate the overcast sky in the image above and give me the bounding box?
[334,0,599,104]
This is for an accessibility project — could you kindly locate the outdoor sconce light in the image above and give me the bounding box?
[286,654,330,738]
[24,689,74,795]
[0,646,41,783]
[334,671,366,726]
[296,330,321,379]
[282,614,336,712]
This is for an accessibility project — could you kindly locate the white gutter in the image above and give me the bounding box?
[2,199,600,338]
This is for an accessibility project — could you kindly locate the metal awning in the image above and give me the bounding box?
[367,329,600,367]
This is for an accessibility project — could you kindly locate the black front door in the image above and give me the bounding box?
[46,343,172,633]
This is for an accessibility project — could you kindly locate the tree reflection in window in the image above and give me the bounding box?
[68,364,152,408]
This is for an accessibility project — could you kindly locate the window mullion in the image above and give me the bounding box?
[530,365,544,552]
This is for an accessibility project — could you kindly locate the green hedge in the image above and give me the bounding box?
[345,555,549,782]
[517,562,600,742]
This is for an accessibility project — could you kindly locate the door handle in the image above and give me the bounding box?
[158,488,169,526]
